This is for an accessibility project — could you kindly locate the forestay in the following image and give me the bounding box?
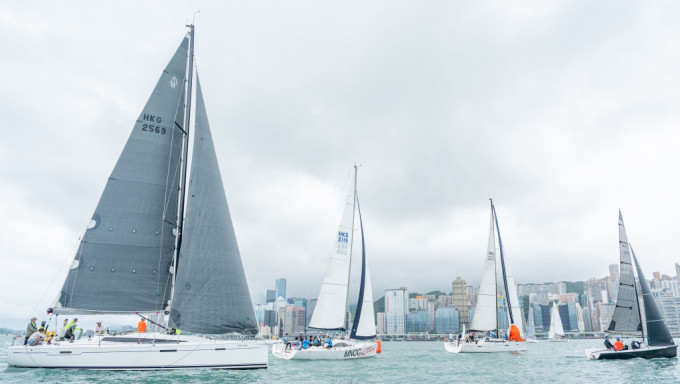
[55,37,188,314]
[309,173,356,330]
[606,212,642,335]
[169,77,257,334]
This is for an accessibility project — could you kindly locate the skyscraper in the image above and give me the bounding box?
[452,277,470,328]
[266,289,276,303]
[275,278,287,300]
[385,287,409,335]
[609,264,619,281]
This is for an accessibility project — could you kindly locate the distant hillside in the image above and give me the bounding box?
[0,327,21,334]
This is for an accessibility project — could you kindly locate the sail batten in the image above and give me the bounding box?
[55,36,189,314]
[169,77,257,335]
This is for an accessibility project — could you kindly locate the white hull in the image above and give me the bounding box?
[444,339,526,353]
[8,333,268,370]
[525,338,539,343]
[271,340,377,360]
[549,338,568,342]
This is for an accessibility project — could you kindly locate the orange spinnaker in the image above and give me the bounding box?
[508,324,524,342]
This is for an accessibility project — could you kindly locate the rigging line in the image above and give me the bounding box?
[156,79,188,312]
[30,235,81,315]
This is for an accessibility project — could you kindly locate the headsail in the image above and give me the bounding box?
[55,37,188,314]
[631,247,674,346]
[549,302,564,338]
[309,171,356,330]
[350,198,376,339]
[469,204,498,332]
[526,306,536,339]
[606,212,642,335]
[169,77,257,334]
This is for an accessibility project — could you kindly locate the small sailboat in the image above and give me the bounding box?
[585,211,677,360]
[272,166,377,360]
[525,306,538,343]
[548,302,567,342]
[8,25,268,370]
[445,200,526,353]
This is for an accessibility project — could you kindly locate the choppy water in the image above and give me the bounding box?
[1,335,679,383]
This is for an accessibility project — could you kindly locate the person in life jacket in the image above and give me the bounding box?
[614,337,624,351]
[324,336,333,349]
[64,318,80,342]
[24,317,38,345]
[137,319,147,333]
[59,318,69,341]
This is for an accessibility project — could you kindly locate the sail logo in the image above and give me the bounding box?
[344,349,362,358]
[170,76,178,88]
[487,251,495,261]
[338,232,349,243]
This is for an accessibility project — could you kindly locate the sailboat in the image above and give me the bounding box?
[272,166,378,360]
[525,306,538,343]
[445,200,526,353]
[585,211,677,359]
[548,302,567,342]
[8,25,268,370]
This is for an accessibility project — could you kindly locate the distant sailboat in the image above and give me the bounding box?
[585,211,677,359]
[548,302,567,342]
[526,306,538,343]
[7,25,268,370]
[445,200,526,353]
[272,166,378,360]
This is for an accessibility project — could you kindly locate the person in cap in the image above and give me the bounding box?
[95,321,105,335]
[603,335,614,350]
[24,317,38,345]
[614,337,624,351]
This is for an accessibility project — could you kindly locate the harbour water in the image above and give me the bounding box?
[1,336,679,383]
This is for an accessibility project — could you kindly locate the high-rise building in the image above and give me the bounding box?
[653,272,662,282]
[385,287,409,335]
[675,263,680,281]
[597,302,615,332]
[266,289,276,303]
[656,296,680,335]
[406,310,431,333]
[609,264,619,282]
[275,278,287,300]
[376,312,386,334]
[452,277,470,328]
[282,306,305,335]
[306,299,317,328]
[435,307,460,333]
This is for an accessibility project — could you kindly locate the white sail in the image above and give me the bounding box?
[505,264,524,337]
[469,206,498,331]
[354,263,376,338]
[549,302,564,338]
[526,306,536,339]
[309,174,356,330]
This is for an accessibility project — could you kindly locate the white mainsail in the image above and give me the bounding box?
[309,172,356,330]
[469,206,498,332]
[549,302,564,338]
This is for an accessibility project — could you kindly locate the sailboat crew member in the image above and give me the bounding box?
[24,317,38,345]
[137,318,147,333]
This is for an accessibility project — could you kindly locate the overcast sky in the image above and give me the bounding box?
[2,1,680,326]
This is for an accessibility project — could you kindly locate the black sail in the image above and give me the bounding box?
[169,77,257,334]
[56,37,188,314]
[631,247,674,346]
[607,212,642,335]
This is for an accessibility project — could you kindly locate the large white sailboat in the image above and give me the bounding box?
[548,302,567,342]
[445,200,526,353]
[585,211,677,360]
[272,166,378,360]
[8,25,268,370]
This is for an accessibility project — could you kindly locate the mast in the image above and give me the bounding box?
[170,24,195,308]
[491,199,499,337]
[492,202,514,325]
[345,164,358,331]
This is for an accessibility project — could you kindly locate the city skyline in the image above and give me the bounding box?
[4,2,680,323]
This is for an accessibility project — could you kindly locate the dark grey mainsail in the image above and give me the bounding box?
[169,77,258,334]
[631,247,674,346]
[56,37,189,314]
[607,211,642,334]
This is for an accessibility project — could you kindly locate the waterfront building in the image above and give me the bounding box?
[675,263,680,281]
[376,312,386,334]
[282,306,305,335]
[266,289,276,303]
[540,304,551,331]
[452,277,470,329]
[532,304,544,331]
[558,293,578,303]
[407,310,431,333]
[597,302,615,332]
[435,307,460,333]
[609,263,619,281]
[517,282,566,297]
[275,278,287,300]
[582,305,593,332]
[410,296,427,311]
[656,296,680,335]
[305,299,317,328]
[661,280,680,297]
[385,287,409,335]
[437,295,453,307]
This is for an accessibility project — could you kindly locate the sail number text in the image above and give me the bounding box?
[141,113,166,134]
